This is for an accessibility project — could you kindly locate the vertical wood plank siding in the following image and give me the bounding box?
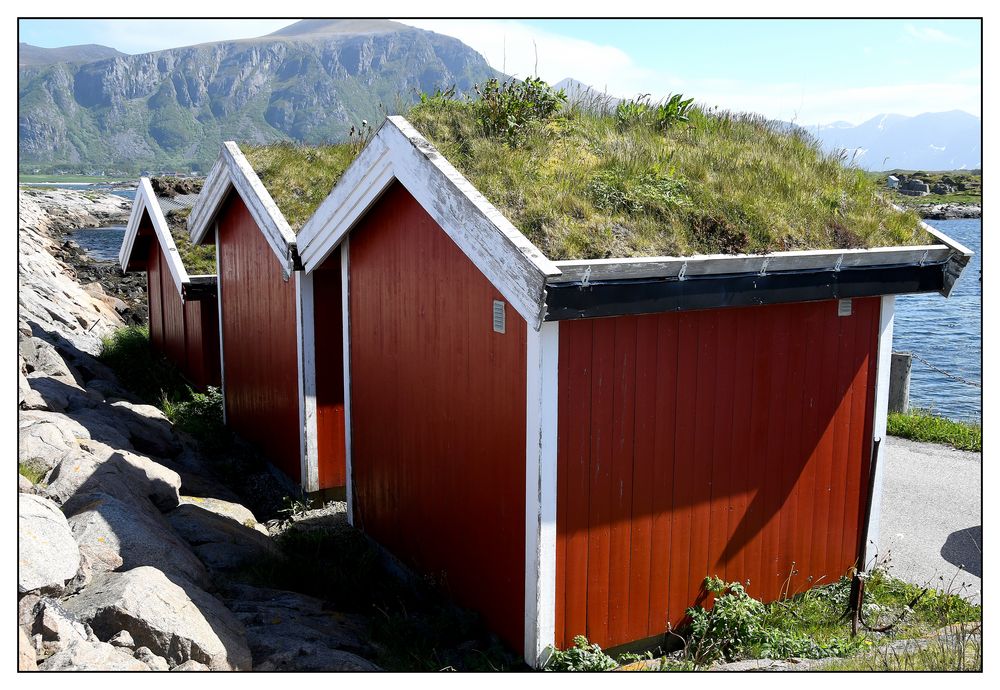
[312,251,347,489]
[554,298,880,650]
[139,213,221,391]
[182,299,222,390]
[217,193,301,483]
[349,182,527,651]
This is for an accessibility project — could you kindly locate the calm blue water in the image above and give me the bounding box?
[893,219,982,422]
[67,227,126,261]
[68,217,982,421]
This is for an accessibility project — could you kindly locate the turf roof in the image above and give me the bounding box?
[240,101,931,259]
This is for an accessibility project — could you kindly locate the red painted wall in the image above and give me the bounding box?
[182,299,222,390]
[146,226,165,352]
[217,193,301,483]
[349,182,527,651]
[139,216,221,392]
[311,252,346,489]
[554,298,880,650]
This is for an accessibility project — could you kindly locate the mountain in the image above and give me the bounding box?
[807,110,981,171]
[18,20,498,173]
[19,42,125,67]
[553,78,621,108]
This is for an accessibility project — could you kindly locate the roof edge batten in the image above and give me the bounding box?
[119,177,190,297]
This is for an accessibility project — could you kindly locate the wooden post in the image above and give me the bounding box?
[888,351,911,414]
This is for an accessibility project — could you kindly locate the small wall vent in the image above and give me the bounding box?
[492,300,506,334]
[838,298,853,317]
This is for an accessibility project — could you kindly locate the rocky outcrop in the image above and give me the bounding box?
[17,187,384,671]
[915,202,982,220]
[63,567,252,671]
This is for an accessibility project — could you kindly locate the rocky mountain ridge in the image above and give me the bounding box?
[18,19,498,173]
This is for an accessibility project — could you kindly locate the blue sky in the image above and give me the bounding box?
[19,18,980,125]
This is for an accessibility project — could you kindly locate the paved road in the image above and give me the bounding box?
[878,437,982,603]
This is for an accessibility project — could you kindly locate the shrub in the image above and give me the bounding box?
[545,635,619,672]
[615,94,694,132]
[474,77,566,146]
[685,576,861,664]
[162,386,224,442]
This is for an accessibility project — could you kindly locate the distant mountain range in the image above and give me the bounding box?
[807,110,981,171]
[18,20,498,173]
[18,42,125,67]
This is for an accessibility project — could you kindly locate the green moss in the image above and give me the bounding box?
[887,409,982,452]
[18,461,48,485]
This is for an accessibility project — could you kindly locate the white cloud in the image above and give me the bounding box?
[398,19,674,98]
[903,23,963,44]
[400,19,980,125]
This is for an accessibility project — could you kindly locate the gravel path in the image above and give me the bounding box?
[878,437,982,603]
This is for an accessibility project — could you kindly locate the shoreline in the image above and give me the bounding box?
[913,202,981,220]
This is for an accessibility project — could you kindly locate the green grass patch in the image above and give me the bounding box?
[164,208,216,275]
[239,80,928,259]
[241,142,358,232]
[822,633,981,671]
[98,325,227,445]
[405,89,930,260]
[888,409,981,452]
[551,568,980,671]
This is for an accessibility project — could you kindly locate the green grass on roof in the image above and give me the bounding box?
[406,99,931,260]
[241,142,357,232]
[165,208,216,274]
[239,87,930,259]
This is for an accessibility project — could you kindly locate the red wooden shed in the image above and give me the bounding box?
[185,146,345,492]
[294,117,973,666]
[119,178,221,390]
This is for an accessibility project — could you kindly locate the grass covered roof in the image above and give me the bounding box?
[240,81,931,259]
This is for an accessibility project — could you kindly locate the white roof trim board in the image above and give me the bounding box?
[297,116,561,329]
[291,116,974,325]
[188,141,298,278]
[119,177,190,297]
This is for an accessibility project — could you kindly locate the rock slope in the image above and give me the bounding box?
[17,188,379,671]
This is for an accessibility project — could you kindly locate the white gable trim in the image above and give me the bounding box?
[119,177,189,297]
[296,116,562,330]
[188,141,298,278]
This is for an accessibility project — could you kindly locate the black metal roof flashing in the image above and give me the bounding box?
[542,246,971,321]
[183,274,218,302]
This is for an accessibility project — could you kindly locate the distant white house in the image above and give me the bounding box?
[887,175,900,189]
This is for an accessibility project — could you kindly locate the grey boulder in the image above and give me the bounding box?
[65,492,210,588]
[167,503,281,571]
[18,410,90,471]
[18,494,81,595]
[45,443,181,511]
[63,567,252,671]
